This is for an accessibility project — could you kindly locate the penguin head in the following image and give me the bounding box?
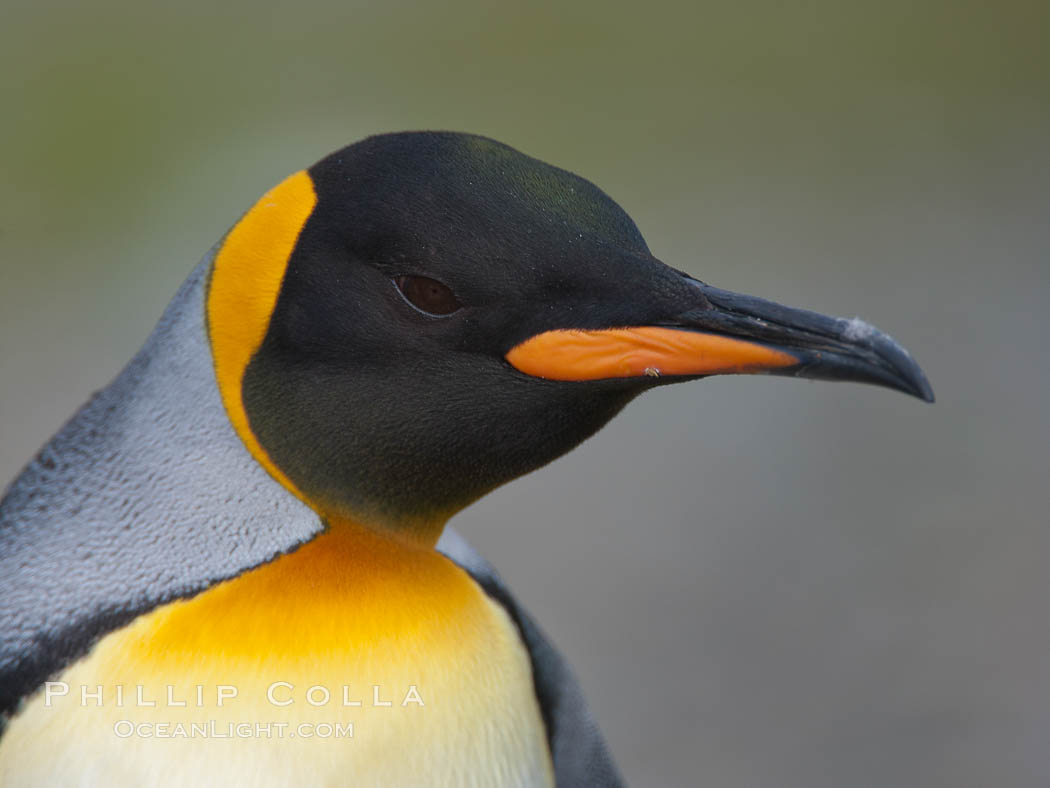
[207,132,932,534]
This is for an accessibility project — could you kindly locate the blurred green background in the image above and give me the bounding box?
[2,1,1048,785]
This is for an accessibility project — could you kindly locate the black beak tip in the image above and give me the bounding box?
[681,280,935,404]
[906,370,936,404]
[869,331,935,403]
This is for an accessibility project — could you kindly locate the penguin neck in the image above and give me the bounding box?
[320,510,449,551]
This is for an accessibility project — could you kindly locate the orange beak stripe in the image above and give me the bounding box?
[505,326,798,382]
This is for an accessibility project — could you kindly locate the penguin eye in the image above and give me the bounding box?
[394,275,462,316]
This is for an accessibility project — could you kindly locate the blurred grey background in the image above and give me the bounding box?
[2,1,1048,785]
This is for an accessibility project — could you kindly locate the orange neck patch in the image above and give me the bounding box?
[130,517,480,662]
[206,170,317,503]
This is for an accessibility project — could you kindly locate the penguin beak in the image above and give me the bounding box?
[505,280,934,402]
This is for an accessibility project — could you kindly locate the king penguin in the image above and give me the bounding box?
[0,131,933,786]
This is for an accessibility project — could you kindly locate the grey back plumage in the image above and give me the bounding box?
[0,251,322,716]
